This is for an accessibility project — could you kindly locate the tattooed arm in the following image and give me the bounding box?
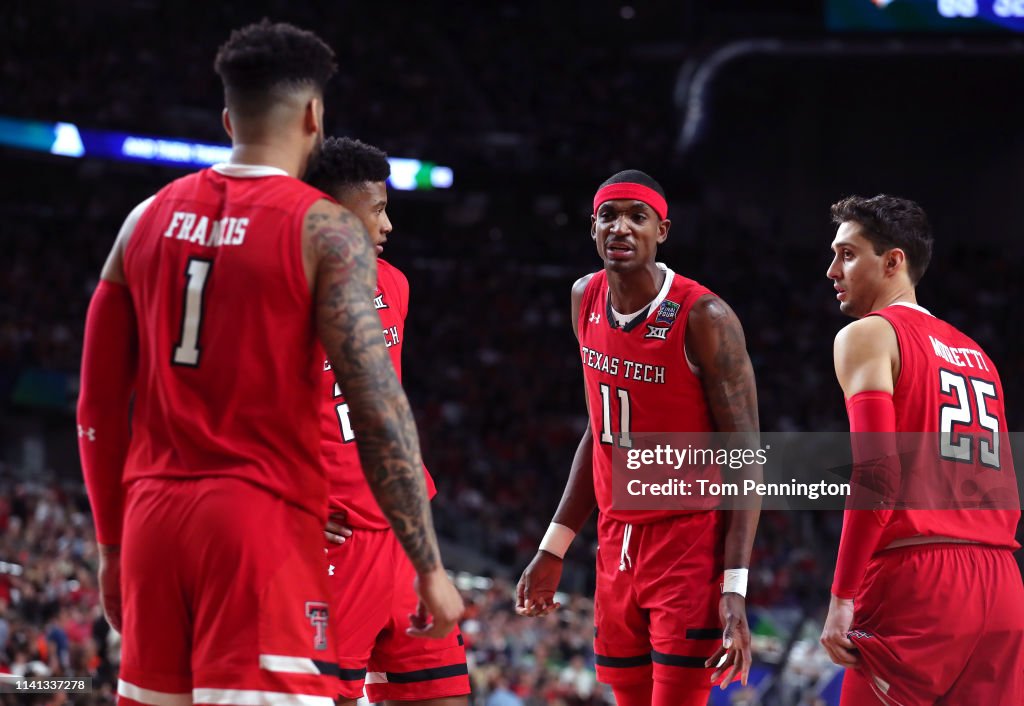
[687,295,762,566]
[686,294,762,687]
[302,199,462,636]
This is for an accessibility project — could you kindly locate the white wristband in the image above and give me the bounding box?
[722,568,748,597]
[539,523,576,559]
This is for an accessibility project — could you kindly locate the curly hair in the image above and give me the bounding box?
[305,137,391,195]
[831,194,934,284]
[214,19,336,105]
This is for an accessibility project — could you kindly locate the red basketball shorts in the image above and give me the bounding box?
[593,511,724,691]
[325,527,468,702]
[117,477,339,706]
[844,543,1024,705]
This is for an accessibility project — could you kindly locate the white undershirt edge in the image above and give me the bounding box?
[890,301,933,317]
[608,263,675,327]
[211,163,289,178]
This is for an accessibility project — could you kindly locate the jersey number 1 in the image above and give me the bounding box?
[599,383,632,448]
[172,258,213,367]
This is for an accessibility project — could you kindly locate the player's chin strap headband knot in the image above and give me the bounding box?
[593,183,668,221]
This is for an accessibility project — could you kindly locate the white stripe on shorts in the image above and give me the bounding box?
[365,671,389,684]
[192,688,334,706]
[258,655,319,674]
[117,680,192,706]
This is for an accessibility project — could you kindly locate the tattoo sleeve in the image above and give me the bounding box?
[687,296,762,571]
[307,203,441,574]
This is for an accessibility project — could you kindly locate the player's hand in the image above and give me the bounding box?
[706,592,752,688]
[98,544,122,632]
[408,567,464,639]
[324,512,352,545]
[820,594,859,669]
[515,550,563,617]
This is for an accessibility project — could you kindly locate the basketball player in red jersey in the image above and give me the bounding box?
[820,194,1023,704]
[305,137,469,705]
[516,170,762,705]
[76,21,461,706]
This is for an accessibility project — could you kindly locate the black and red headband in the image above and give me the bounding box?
[593,182,668,221]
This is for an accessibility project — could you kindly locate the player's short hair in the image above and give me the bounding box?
[305,137,391,195]
[831,194,934,284]
[599,169,666,199]
[214,19,337,115]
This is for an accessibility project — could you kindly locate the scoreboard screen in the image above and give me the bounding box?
[827,0,1024,32]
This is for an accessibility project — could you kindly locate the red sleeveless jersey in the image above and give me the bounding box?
[320,259,436,529]
[122,165,330,519]
[578,267,717,523]
[869,303,1019,549]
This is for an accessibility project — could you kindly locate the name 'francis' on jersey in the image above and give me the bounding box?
[122,164,330,520]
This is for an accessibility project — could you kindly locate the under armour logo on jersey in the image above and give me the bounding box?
[328,564,335,577]
[644,325,669,340]
[77,425,96,442]
[589,313,601,324]
[305,601,330,651]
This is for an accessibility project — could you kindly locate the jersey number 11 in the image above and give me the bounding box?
[599,383,633,448]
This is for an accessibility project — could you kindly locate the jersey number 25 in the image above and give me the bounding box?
[938,369,1000,469]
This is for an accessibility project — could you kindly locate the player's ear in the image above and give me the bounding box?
[222,109,234,140]
[590,214,598,241]
[886,248,906,275]
[657,218,671,244]
[305,96,323,137]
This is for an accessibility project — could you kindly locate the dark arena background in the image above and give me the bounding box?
[2,2,1023,704]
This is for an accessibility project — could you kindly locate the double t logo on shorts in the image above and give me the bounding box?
[305,601,329,650]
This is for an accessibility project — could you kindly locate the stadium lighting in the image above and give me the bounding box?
[0,115,452,190]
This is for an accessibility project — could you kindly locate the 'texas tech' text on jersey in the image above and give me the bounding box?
[579,266,719,523]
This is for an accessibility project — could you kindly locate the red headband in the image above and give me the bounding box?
[593,182,668,220]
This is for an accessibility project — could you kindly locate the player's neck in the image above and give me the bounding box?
[871,286,918,314]
[228,143,305,178]
[606,263,665,314]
